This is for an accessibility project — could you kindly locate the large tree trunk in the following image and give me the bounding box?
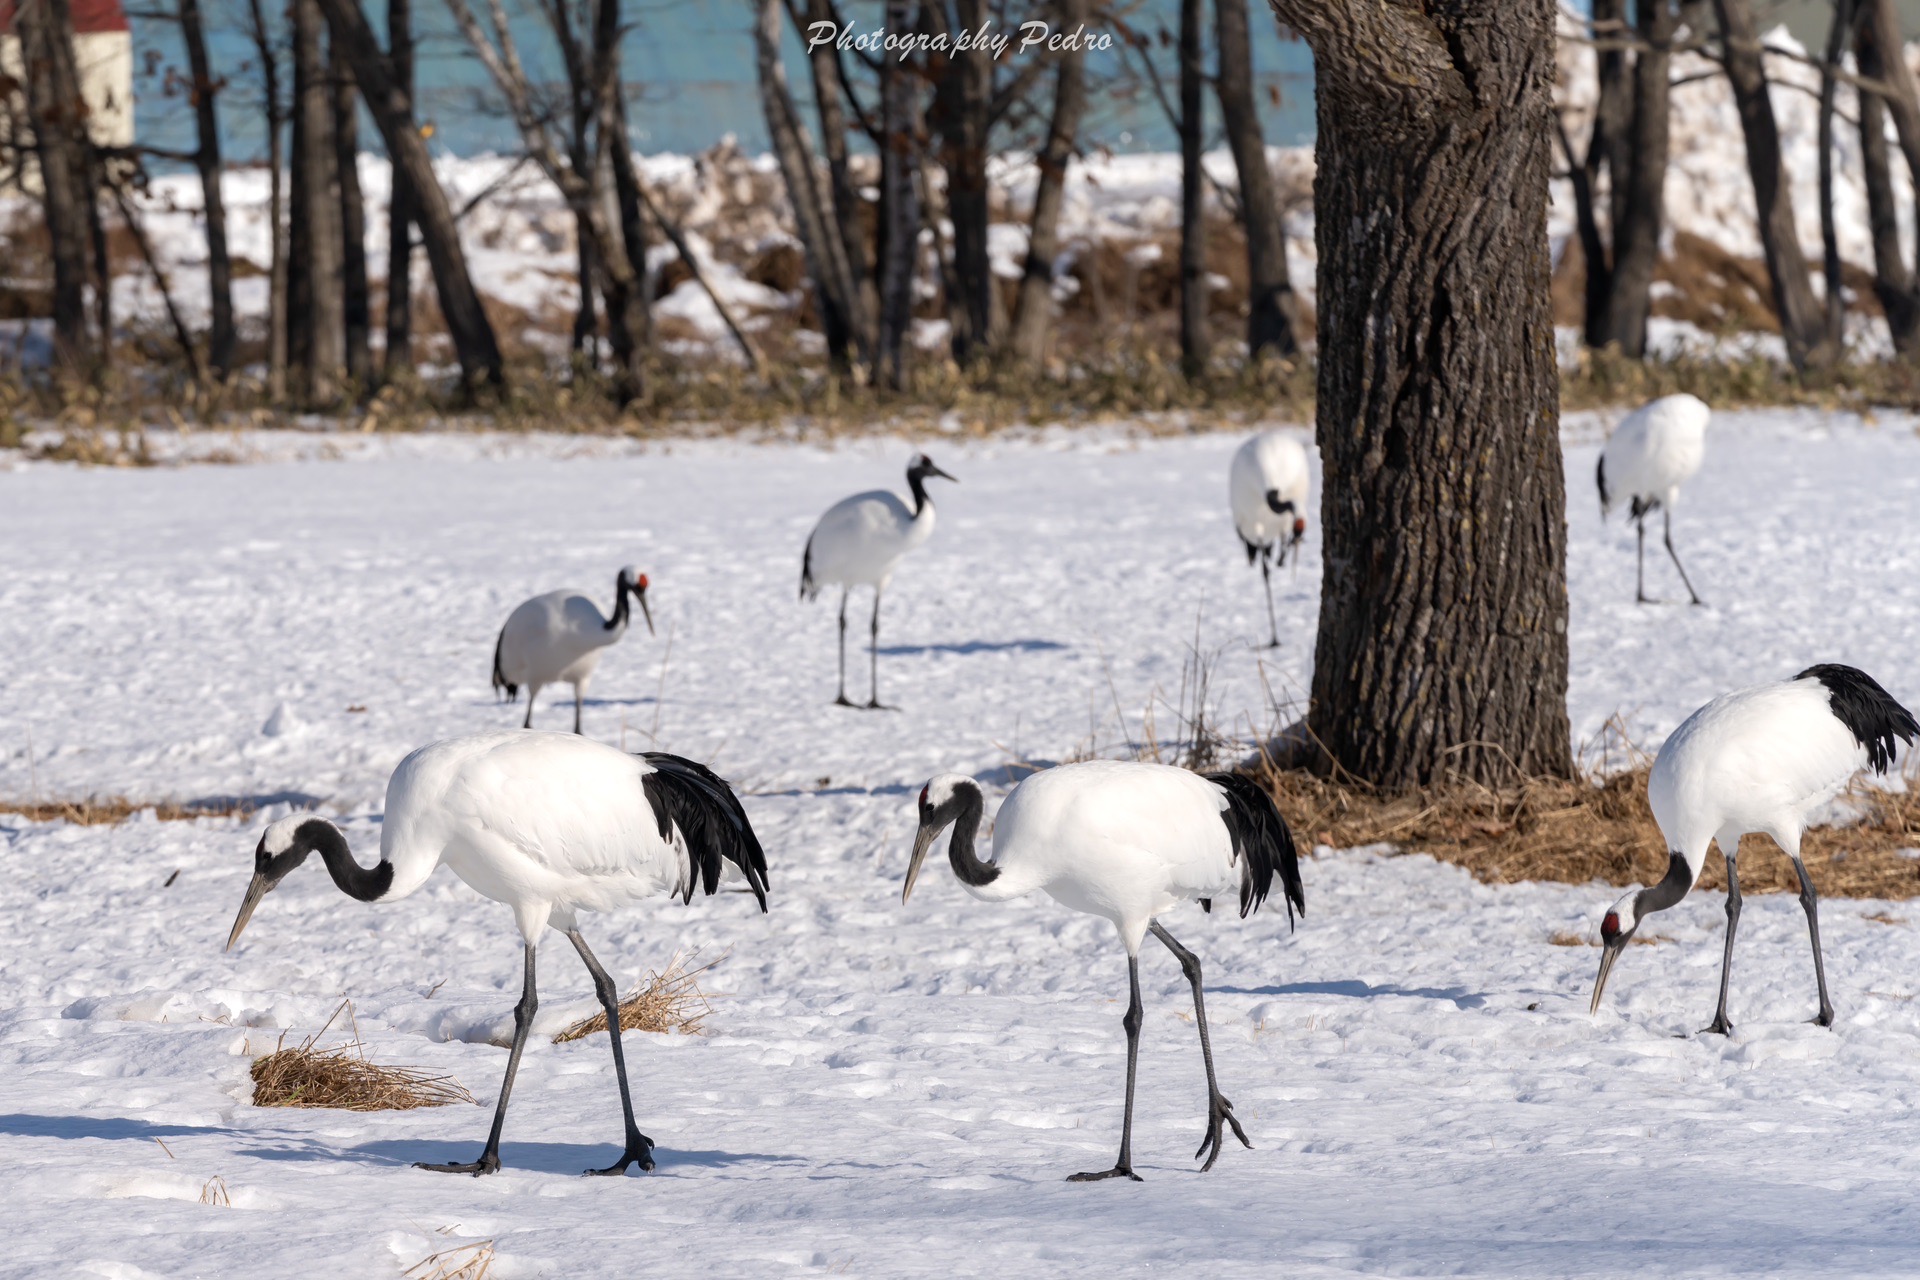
[1712,0,1831,369]
[332,40,373,388]
[179,0,234,380]
[245,0,289,398]
[875,0,921,390]
[1598,0,1675,356]
[382,0,413,380]
[1270,0,1573,789]
[587,0,648,402]
[1855,1,1920,354]
[317,0,505,394]
[1177,0,1208,376]
[290,0,346,404]
[754,0,862,372]
[1817,0,1858,352]
[1007,0,1086,365]
[804,0,874,360]
[930,0,995,363]
[1215,0,1296,359]
[15,0,97,372]
[607,92,653,350]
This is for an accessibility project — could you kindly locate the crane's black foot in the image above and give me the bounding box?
[1635,594,1656,606]
[1067,1164,1142,1183]
[1194,1092,1252,1172]
[415,1150,501,1176]
[863,699,898,712]
[1812,1006,1836,1028]
[1688,597,1705,608]
[1263,639,1282,650]
[833,694,857,708]
[1698,1013,1734,1037]
[585,1133,655,1177]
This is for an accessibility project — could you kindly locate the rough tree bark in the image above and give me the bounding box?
[1214,0,1296,359]
[382,0,413,379]
[1854,0,1920,353]
[1177,0,1208,376]
[1599,0,1676,356]
[804,0,874,360]
[244,0,289,397]
[179,0,234,379]
[1007,0,1087,365]
[1268,0,1574,789]
[289,0,346,403]
[1712,0,1831,369]
[15,0,97,371]
[754,0,862,372]
[929,0,996,363]
[318,0,503,394]
[1817,0,1859,351]
[875,0,921,390]
[332,40,373,388]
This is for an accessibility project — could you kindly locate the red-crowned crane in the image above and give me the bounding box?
[904,760,1303,1181]
[1597,393,1711,605]
[1590,664,1917,1034]
[225,730,769,1177]
[491,566,654,733]
[1228,431,1310,648]
[800,453,956,708]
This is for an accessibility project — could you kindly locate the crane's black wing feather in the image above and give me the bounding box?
[799,535,817,601]
[490,626,517,702]
[1797,664,1920,775]
[639,753,771,911]
[1204,771,1304,927]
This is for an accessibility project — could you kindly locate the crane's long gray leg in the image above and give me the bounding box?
[567,929,656,1175]
[1635,516,1650,604]
[1790,857,1837,1028]
[834,588,853,707]
[572,684,583,735]
[1150,920,1249,1171]
[1702,855,1742,1036]
[523,684,538,730]
[418,942,537,1175]
[1069,952,1144,1183]
[1663,507,1703,606]
[866,587,890,710]
[1260,552,1279,649]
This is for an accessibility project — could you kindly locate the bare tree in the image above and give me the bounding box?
[332,40,373,387]
[1712,0,1831,369]
[289,0,346,403]
[875,0,922,389]
[1854,0,1920,354]
[928,0,997,362]
[1007,0,1087,365]
[244,0,289,397]
[803,0,875,361]
[317,0,506,395]
[16,0,100,372]
[383,0,414,379]
[179,0,234,378]
[1214,0,1296,359]
[1177,0,1208,376]
[1269,0,1574,788]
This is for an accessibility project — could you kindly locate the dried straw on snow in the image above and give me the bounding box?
[250,1001,475,1112]
[553,949,720,1043]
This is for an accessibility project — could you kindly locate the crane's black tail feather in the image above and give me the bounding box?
[639,753,771,911]
[1205,771,1304,928]
[490,627,517,703]
[799,536,817,601]
[1797,663,1920,774]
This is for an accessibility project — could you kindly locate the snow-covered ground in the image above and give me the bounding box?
[2,412,1919,1276]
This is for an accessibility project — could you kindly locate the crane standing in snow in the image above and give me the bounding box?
[904,761,1303,1181]
[1228,432,1310,648]
[492,566,653,733]
[1590,664,1917,1034]
[1597,393,1711,605]
[800,453,956,708]
[225,730,769,1177]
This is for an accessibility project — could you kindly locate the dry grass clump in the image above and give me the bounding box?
[553,949,719,1043]
[251,1003,475,1112]
[404,1240,496,1280]
[0,795,253,825]
[1257,759,1920,899]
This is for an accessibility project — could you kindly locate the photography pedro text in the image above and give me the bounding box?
[805,19,1113,62]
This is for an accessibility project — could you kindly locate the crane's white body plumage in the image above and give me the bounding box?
[1599,393,1710,516]
[493,566,650,731]
[955,761,1246,951]
[802,490,934,592]
[1229,432,1310,551]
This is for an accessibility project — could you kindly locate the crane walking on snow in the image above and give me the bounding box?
[1229,432,1310,648]
[492,566,653,733]
[225,730,770,1177]
[1590,664,1917,1034]
[1597,393,1710,605]
[801,453,956,708]
[904,760,1303,1181]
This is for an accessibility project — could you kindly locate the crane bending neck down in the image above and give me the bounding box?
[903,777,1000,900]
[227,817,395,950]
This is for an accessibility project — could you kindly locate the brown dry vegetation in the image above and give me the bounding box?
[1256,760,1920,899]
[0,795,254,824]
[250,1003,476,1111]
[552,949,718,1042]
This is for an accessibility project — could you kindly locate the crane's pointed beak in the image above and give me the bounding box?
[636,585,655,636]
[1590,939,1626,1015]
[903,823,940,904]
[226,871,272,952]
[928,462,957,483]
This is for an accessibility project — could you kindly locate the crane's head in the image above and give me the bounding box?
[227,816,331,951]
[903,773,979,903]
[618,566,655,636]
[1588,891,1642,1014]
[907,453,958,486]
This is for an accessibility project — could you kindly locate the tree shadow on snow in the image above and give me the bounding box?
[1217,980,1489,1009]
[875,639,1068,657]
